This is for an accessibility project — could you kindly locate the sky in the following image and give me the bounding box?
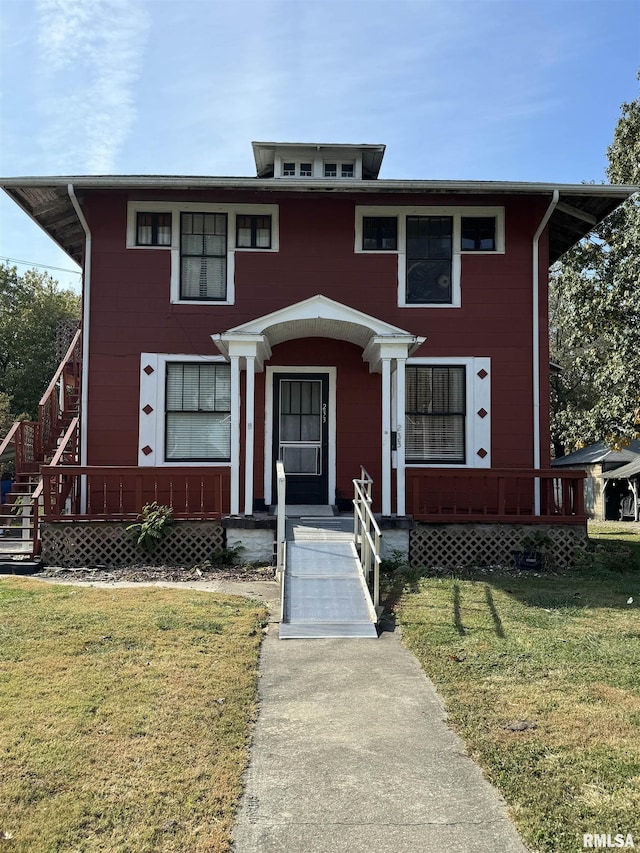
[0,0,638,293]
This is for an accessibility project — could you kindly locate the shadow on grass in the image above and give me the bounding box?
[452,583,466,635]
[484,584,505,637]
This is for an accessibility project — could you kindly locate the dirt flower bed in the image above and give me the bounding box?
[38,563,276,583]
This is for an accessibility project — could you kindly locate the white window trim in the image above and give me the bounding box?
[127,201,279,306]
[138,352,231,467]
[264,366,337,506]
[355,206,505,309]
[403,356,491,469]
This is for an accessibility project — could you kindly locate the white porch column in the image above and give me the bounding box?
[230,355,241,515]
[244,356,256,516]
[395,357,406,516]
[211,333,270,517]
[381,357,392,516]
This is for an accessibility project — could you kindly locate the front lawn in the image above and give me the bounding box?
[396,559,640,852]
[0,578,268,853]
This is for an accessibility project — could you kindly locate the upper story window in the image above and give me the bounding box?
[236,214,272,248]
[461,216,496,251]
[363,216,397,250]
[180,213,227,301]
[136,212,171,246]
[127,201,279,305]
[355,205,505,309]
[406,216,452,304]
[324,161,354,178]
[281,162,313,177]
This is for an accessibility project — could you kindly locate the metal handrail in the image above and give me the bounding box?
[275,461,287,623]
[353,470,382,612]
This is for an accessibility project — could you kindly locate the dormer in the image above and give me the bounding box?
[252,142,386,181]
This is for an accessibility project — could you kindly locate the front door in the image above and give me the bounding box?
[273,373,329,504]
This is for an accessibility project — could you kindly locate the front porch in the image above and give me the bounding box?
[36,464,586,570]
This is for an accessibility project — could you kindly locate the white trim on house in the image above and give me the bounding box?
[264,366,337,506]
[354,205,505,310]
[126,201,279,306]
[404,356,491,469]
[138,352,230,467]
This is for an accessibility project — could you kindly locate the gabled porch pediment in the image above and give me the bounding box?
[211,294,425,371]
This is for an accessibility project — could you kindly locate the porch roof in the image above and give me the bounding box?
[211,294,425,371]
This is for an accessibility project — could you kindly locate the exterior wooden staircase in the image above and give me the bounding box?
[0,330,81,571]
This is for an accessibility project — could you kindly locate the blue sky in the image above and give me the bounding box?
[0,0,638,293]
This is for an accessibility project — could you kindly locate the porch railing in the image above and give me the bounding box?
[40,465,230,520]
[407,468,586,523]
[0,420,39,473]
[353,466,381,612]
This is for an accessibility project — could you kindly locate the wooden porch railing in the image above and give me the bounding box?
[40,466,231,520]
[407,468,586,524]
[0,420,39,473]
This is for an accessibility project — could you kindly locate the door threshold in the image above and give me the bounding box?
[269,504,337,518]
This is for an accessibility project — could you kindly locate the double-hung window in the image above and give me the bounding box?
[165,363,231,461]
[180,213,227,301]
[406,216,453,304]
[406,366,466,463]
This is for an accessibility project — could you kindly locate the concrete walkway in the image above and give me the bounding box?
[232,629,530,853]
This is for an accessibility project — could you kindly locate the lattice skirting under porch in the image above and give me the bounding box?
[409,523,588,570]
[41,521,226,569]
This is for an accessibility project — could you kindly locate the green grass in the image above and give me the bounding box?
[395,560,640,853]
[0,578,268,853]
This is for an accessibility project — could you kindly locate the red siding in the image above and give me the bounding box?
[83,190,551,481]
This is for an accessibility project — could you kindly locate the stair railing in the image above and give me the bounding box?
[38,329,81,459]
[353,466,382,612]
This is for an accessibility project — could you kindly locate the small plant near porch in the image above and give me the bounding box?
[513,530,553,571]
[126,501,174,554]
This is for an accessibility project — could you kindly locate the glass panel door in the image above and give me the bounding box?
[273,374,329,504]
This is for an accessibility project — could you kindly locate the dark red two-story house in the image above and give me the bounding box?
[1,142,634,569]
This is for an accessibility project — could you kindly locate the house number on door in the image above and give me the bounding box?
[322,403,327,424]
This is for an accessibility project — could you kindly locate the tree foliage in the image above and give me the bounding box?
[0,264,81,421]
[550,76,640,455]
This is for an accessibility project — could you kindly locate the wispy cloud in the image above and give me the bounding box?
[36,0,149,173]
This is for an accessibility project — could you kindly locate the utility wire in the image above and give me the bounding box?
[1,256,81,275]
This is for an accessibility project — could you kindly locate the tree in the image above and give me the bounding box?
[0,264,81,421]
[550,76,640,455]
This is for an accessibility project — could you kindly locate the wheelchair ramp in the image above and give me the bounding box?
[280,536,378,639]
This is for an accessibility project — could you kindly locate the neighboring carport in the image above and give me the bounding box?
[602,457,640,522]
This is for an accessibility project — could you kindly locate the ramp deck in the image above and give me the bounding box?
[280,515,378,639]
